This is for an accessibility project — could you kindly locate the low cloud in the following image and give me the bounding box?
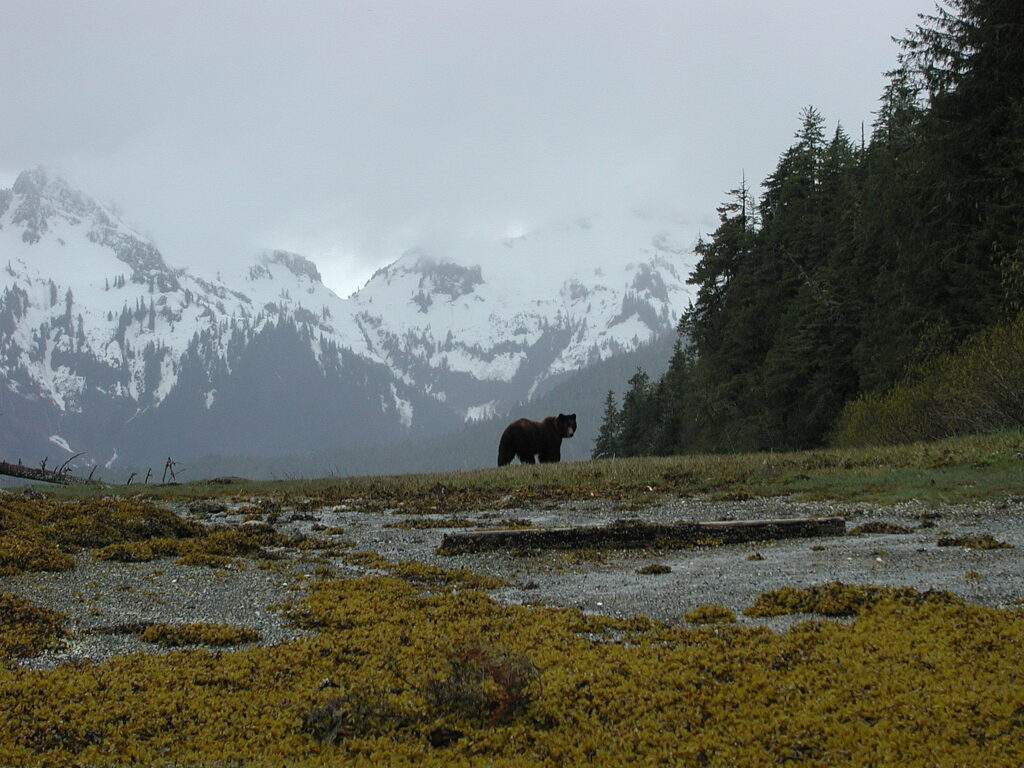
[2,0,930,296]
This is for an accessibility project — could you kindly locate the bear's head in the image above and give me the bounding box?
[557,413,577,438]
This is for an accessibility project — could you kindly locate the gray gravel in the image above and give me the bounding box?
[335,495,1024,627]
[5,493,1024,668]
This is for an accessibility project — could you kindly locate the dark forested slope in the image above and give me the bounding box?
[598,0,1024,456]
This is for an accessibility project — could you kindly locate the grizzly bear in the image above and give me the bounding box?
[497,413,577,466]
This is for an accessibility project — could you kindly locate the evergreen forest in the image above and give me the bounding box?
[595,0,1024,457]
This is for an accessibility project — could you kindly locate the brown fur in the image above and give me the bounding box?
[497,413,576,466]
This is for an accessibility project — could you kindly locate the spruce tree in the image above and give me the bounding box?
[592,391,622,459]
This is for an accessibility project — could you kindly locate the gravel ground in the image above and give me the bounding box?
[5,493,1023,668]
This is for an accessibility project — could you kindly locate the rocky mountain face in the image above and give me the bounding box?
[0,168,695,475]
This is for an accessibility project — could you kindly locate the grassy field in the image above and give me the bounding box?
[48,428,1024,509]
[2,431,1023,766]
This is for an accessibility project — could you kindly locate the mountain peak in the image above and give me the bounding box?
[259,249,322,284]
[6,166,100,244]
[12,166,60,197]
[2,166,179,289]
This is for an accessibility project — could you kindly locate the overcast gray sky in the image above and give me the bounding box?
[2,0,932,296]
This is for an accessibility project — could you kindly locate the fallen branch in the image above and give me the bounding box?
[56,452,85,477]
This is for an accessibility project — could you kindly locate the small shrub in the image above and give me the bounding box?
[425,644,539,727]
[832,311,1024,447]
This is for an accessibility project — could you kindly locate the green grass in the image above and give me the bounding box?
[38,429,1024,509]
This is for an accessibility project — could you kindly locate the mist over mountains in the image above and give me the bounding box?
[0,167,696,478]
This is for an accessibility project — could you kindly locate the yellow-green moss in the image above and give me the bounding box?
[848,521,913,535]
[0,496,199,575]
[0,497,322,575]
[137,622,261,647]
[91,538,184,563]
[192,523,289,556]
[0,536,75,575]
[388,560,508,591]
[937,534,1012,549]
[175,552,239,568]
[1,576,1023,766]
[337,551,507,590]
[743,582,963,617]
[343,550,391,570]
[684,604,736,624]
[0,593,67,658]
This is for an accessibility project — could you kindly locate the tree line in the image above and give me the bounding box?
[595,0,1024,457]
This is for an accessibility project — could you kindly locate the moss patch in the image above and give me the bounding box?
[848,521,914,535]
[0,496,199,575]
[936,534,1012,549]
[137,622,261,648]
[1,577,1023,766]
[0,496,323,576]
[0,593,67,658]
[743,582,963,618]
[684,604,736,624]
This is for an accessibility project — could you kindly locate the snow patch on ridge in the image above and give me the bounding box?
[48,434,72,453]
[1,170,700,449]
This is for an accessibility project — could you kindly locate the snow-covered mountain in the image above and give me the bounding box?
[0,168,696,473]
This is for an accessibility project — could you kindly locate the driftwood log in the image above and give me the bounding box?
[0,459,101,486]
[438,516,846,554]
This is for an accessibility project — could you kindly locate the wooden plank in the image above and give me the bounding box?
[438,516,845,554]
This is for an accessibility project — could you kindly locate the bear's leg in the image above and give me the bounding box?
[497,430,516,466]
[517,451,537,464]
[497,443,513,466]
[539,447,561,463]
